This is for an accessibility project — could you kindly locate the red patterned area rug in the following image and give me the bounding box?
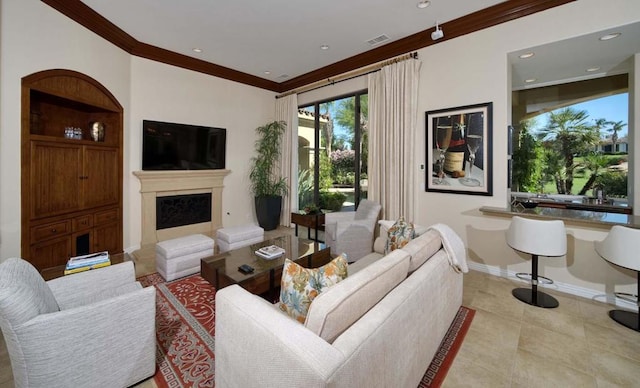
[419,306,475,387]
[138,273,474,388]
[139,273,217,387]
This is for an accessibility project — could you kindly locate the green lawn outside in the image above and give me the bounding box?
[540,155,627,195]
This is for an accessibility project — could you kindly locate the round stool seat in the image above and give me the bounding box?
[595,225,640,332]
[507,216,567,309]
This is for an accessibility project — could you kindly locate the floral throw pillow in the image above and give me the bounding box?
[385,217,416,254]
[279,255,348,323]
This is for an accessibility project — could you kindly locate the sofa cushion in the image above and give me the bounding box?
[399,229,442,272]
[278,255,348,323]
[304,249,410,343]
[347,251,383,275]
[385,217,415,254]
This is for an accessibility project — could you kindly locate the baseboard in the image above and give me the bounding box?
[467,262,638,312]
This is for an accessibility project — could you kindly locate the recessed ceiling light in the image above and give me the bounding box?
[599,32,621,41]
[320,45,330,50]
[519,52,535,59]
[586,67,601,72]
[417,0,431,9]
[264,71,271,75]
[525,78,537,83]
[192,48,203,53]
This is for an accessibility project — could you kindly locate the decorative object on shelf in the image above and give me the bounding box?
[64,127,83,139]
[90,121,105,142]
[302,204,322,215]
[249,120,288,231]
[516,199,538,209]
[425,102,493,196]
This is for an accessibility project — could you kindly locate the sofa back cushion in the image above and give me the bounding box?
[304,249,410,343]
[399,229,442,273]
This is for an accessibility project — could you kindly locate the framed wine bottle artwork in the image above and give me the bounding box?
[425,102,493,196]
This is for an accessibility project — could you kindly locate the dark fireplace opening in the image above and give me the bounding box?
[156,193,212,230]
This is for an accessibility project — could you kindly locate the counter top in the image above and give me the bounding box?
[480,205,640,229]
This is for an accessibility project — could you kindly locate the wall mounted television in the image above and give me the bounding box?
[142,120,226,170]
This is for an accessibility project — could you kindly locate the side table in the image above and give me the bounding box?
[40,252,129,281]
[291,212,325,242]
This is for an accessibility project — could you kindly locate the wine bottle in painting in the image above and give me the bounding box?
[444,114,466,174]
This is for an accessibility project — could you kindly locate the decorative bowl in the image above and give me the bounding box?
[518,200,538,209]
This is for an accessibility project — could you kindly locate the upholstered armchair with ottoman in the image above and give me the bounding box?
[0,258,156,388]
[324,199,382,261]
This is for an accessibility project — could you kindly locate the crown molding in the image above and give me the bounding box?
[41,0,575,93]
[40,0,281,91]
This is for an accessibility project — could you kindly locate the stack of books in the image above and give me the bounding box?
[255,245,285,260]
[64,251,111,275]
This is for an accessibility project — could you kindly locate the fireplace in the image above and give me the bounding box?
[133,170,230,248]
[156,193,212,230]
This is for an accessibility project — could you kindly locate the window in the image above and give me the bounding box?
[511,75,630,209]
[297,91,368,213]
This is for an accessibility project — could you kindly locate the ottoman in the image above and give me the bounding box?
[156,234,215,281]
[217,224,264,252]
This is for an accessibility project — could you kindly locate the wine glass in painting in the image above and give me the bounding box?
[434,116,452,185]
[460,112,483,187]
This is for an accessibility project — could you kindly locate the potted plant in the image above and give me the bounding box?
[249,120,288,230]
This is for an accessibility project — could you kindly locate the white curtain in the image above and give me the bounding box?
[275,93,298,227]
[367,59,422,221]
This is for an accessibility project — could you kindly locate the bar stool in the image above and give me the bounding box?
[594,225,640,332]
[506,216,567,308]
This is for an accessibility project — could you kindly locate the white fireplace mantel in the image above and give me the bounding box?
[133,170,230,248]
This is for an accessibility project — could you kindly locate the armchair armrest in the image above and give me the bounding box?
[215,285,344,387]
[47,261,137,309]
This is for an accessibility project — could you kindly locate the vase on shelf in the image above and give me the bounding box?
[90,122,105,142]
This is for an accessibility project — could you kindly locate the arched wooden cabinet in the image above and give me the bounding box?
[21,69,123,270]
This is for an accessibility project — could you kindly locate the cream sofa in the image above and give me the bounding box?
[215,227,465,387]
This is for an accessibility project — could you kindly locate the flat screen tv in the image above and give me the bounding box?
[142,120,226,170]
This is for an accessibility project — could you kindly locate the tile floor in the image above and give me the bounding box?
[1,226,639,387]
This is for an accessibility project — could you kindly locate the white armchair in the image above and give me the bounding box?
[0,258,156,388]
[324,199,381,261]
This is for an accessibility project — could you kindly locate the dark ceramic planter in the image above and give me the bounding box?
[255,195,282,231]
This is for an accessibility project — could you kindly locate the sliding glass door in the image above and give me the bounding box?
[297,91,368,213]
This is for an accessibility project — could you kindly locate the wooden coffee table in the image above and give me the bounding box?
[200,235,331,301]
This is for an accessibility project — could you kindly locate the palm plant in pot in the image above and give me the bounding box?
[249,120,288,230]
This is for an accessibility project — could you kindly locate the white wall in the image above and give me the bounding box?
[127,58,276,249]
[0,0,276,259]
